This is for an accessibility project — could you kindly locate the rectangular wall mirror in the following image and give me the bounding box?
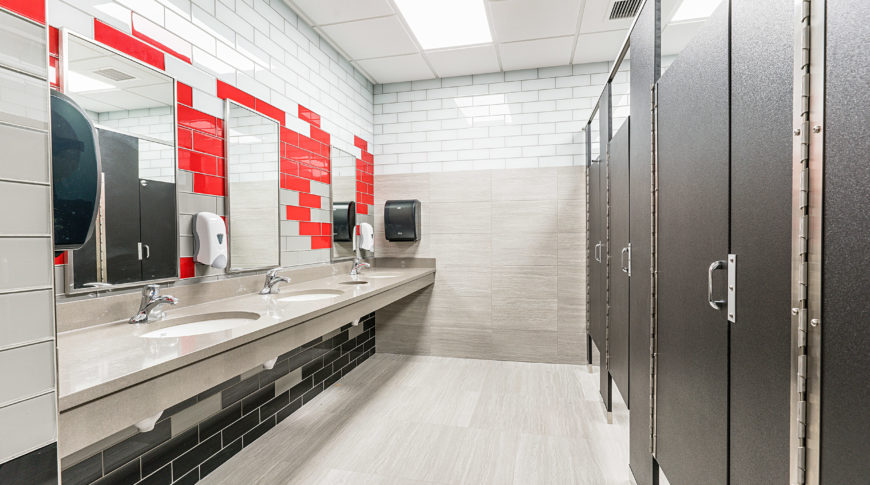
[61,31,177,294]
[331,147,356,261]
[225,101,280,271]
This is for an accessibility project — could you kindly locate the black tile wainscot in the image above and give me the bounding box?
[0,442,58,485]
[61,313,376,485]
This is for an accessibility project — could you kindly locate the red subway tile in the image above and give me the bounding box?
[285,205,310,221]
[298,105,320,127]
[280,158,298,175]
[49,26,59,55]
[216,158,225,176]
[54,251,66,265]
[0,0,45,23]
[298,135,320,155]
[309,126,330,144]
[280,127,298,145]
[178,149,219,175]
[307,155,329,171]
[281,174,310,193]
[177,82,192,106]
[216,80,256,109]
[192,131,224,157]
[49,57,58,88]
[178,127,193,149]
[131,21,191,63]
[94,20,165,70]
[310,236,331,250]
[255,100,285,124]
[216,118,224,137]
[299,221,320,236]
[299,166,329,184]
[356,203,369,215]
[285,145,310,163]
[321,223,332,236]
[353,136,367,151]
[177,104,218,135]
[193,173,225,196]
[364,193,374,205]
[361,151,373,163]
[179,257,195,279]
[298,192,321,208]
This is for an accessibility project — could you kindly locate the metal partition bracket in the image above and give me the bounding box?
[727,254,736,323]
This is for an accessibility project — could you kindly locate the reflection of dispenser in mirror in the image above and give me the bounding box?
[332,201,356,242]
[193,212,227,269]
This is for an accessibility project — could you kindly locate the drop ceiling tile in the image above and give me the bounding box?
[573,29,628,64]
[357,54,435,84]
[289,0,395,26]
[320,16,417,60]
[488,0,582,43]
[499,36,574,71]
[426,45,500,78]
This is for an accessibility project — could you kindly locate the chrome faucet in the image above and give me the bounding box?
[351,225,370,276]
[260,267,291,294]
[130,284,178,324]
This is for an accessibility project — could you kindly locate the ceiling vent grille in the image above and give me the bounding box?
[609,0,641,20]
[93,68,135,82]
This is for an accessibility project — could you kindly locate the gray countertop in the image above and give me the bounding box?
[57,266,434,411]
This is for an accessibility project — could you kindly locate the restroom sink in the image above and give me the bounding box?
[340,280,369,285]
[365,274,398,279]
[276,289,344,302]
[140,312,259,338]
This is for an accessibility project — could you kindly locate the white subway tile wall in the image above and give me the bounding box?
[373,63,629,175]
[0,6,58,469]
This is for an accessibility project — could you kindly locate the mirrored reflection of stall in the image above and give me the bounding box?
[61,32,178,293]
[330,148,357,261]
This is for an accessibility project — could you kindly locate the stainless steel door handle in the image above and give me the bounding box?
[708,260,727,309]
[593,242,602,263]
[621,247,629,273]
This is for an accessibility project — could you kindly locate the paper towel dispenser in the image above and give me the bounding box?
[332,201,356,242]
[384,200,421,241]
[51,90,101,251]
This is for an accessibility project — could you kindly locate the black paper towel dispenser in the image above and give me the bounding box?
[51,90,101,251]
[384,200,421,241]
[333,201,356,242]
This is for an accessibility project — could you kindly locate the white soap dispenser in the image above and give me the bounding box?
[193,212,227,269]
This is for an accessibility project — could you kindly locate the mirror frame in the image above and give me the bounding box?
[223,100,281,273]
[329,146,356,263]
[59,29,180,296]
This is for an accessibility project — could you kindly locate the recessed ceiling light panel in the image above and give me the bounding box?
[670,0,725,22]
[394,0,492,50]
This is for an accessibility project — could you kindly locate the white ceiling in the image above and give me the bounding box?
[284,0,714,84]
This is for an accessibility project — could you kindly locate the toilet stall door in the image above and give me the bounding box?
[608,119,630,407]
[588,158,603,357]
[654,3,730,484]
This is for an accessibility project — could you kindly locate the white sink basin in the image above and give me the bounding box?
[140,312,259,338]
[276,289,344,302]
[366,274,398,279]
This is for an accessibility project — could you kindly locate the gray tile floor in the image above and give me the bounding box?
[201,353,631,485]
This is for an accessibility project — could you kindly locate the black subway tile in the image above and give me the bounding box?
[287,377,313,403]
[0,442,57,485]
[302,382,324,404]
[324,370,341,389]
[173,468,198,485]
[172,434,220,480]
[242,384,275,415]
[243,415,276,447]
[321,349,342,367]
[137,464,171,485]
[200,402,241,441]
[277,345,303,363]
[222,410,259,445]
[286,347,327,372]
[301,356,324,379]
[200,439,243,479]
[311,366,331,385]
[260,391,289,420]
[61,452,101,485]
[103,420,170,474]
[141,427,197,477]
[331,354,350,372]
[340,339,356,353]
[221,374,261,408]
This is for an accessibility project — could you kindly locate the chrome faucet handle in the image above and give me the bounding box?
[266,267,289,278]
[261,269,291,295]
[130,284,177,324]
